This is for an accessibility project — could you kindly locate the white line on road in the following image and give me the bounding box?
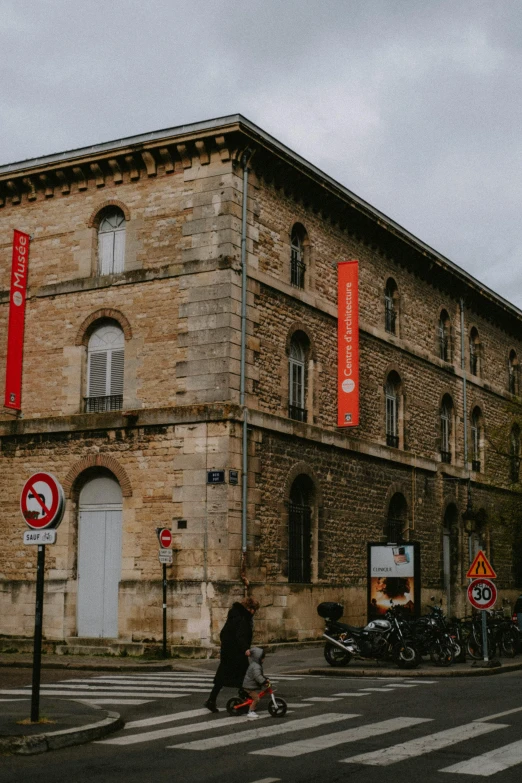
[474,706,522,722]
[126,708,210,729]
[404,680,436,684]
[440,738,522,776]
[359,688,395,692]
[0,689,188,699]
[98,713,270,746]
[303,697,342,702]
[253,717,430,758]
[343,721,507,766]
[248,779,281,783]
[286,703,310,708]
[384,683,418,688]
[332,693,371,697]
[77,699,152,706]
[36,682,209,692]
[171,713,358,752]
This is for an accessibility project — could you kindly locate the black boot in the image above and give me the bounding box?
[204,699,219,713]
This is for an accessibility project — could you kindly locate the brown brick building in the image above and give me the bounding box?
[1,115,521,653]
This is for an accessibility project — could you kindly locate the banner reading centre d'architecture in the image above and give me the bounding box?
[4,230,30,410]
[337,260,359,427]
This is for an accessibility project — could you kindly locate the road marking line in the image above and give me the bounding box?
[404,680,436,684]
[384,684,417,688]
[286,703,310,708]
[248,778,281,783]
[0,698,28,702]
[360,688,394,692]
[64,678,211,685]
[39,682,209,692]
[303,697,342,702]
[126,708,210,729]
[171,713,358,751]
[98,713,271,745]
[253,717,430,758]
[474,706,522,722]
[343,721,507,766]
[332,693,370,697]
[0,689,188,699]
[77,699,152,706]
[440,738,522,776]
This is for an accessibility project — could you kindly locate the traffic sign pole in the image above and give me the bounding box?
[162,562,167,659]
[30,545,46,722]
[481,610,489,664]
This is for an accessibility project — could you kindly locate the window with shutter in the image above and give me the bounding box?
[85,323,124,412]
[98,209,126,275]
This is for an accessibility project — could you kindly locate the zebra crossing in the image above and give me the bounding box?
[92,689,522,777]
[0,671,303,706]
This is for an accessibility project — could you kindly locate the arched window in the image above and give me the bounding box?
[98,208,126,275]
[290,224,307,289]
[469,327,480,376]
[288,475,313,582]
[288,333,309,422]
[438,310,451,362]
[386,492,407,543]
[471,406,483,472]
[440,394,454,464]
[508,350,519,395]
[385,372,401,448]
[85,322,124,412]
[384,278,399,335]
[510,424,520,483]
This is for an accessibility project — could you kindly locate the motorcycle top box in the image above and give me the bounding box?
[317,602,344,621]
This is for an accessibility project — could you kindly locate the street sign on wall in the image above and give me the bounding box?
[467,578,497,610]
[20,472,65,530]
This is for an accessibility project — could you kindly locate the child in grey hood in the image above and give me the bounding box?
[242,647,268,718]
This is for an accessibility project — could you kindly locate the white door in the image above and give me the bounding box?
[77,477,122,638]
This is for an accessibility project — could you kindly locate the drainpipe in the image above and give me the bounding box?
[460,298,468,471]
[239,149,254,585]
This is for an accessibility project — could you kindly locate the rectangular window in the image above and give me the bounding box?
[288,503,311,582]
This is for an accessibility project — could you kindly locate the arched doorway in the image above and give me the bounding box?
[288,475,314,583]
[77,475,122,638]
[386,493,407,543]
[443,504,458,614]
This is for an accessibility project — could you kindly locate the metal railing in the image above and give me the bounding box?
[290,256,306,289]
[84,395,123,413]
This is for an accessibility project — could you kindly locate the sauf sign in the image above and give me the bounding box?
[4,229,31,410]
[337,260,359,426]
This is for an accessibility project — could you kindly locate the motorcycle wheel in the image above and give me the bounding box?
[324,642,352,667]
[226,696,249,716]
[268,697,287,717]
[394,643,420,669]
[429,642,454,666]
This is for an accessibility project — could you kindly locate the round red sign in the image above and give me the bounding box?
[467,578,497,611]
[20,472,65,530]
[158,528,173,548]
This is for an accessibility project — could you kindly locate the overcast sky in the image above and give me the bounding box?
[2,0,521,307]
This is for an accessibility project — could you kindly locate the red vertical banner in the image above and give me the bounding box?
[337,260,359,426]
[4,230,30,410]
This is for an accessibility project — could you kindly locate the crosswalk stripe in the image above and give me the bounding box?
[440,738,522,776]
[64,678,211,686]
[404,680,436,684]
[98,713,270,746]
[360,688,394,692]
[171,713,358,752]
[303,697,342,702]
[332,693,370,697]
[0,689,188,699]
[252,716,430,758]
[474,706,522,722]
[126,708,211,729]
[342,721,508,766]
[35,683,209,692]
[79,699,152,706]
[384,684,418,688]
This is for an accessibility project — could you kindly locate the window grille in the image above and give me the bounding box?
[289,340,306,421]
[385,381,399,447]
[290,234,305,288]
[386,517,404,544]
[471,411,481,471]
[98,210,125,275]
[288,503,311,582]
[439,319,450,361]
[469,333,479,375]
[385,294,396,334]
[441,402,451,463]
[510,428,520,482]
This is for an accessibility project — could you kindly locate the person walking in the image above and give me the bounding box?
[204,596,260,712]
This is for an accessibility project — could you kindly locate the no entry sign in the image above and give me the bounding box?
[20,472,65,530]
[467,578,497,611]
[157,528,173,548]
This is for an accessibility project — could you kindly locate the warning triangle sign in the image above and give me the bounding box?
[466,549,497,579]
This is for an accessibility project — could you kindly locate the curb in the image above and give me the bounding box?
[288,660,522,678]
[0,710,123,755]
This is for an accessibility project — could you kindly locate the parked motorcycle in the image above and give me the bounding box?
[406,601,456,666]
[318,601,420,669]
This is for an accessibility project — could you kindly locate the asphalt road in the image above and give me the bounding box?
[2,666,522,782]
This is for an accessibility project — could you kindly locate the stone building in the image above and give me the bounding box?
[1,115,521,653]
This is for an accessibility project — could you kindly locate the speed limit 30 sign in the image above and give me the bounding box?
[467,578,497,610]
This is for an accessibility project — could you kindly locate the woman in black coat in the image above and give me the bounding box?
[205,596,260,712]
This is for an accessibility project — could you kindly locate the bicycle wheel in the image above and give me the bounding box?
[226,696,249,716]
[268,697,287,717]
[501,627,518,658]
[429,641,454,666]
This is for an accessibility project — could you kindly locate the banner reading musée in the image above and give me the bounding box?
[367,542,420,620]
[337,260,359,427]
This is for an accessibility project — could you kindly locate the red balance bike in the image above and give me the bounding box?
[226,682,287,717]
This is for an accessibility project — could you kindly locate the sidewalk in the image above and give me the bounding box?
[1,644,521,754]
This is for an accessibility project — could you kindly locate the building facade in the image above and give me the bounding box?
[1,115,521,652]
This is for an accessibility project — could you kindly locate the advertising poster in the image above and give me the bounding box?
[367,542,420,620]
[4,230,30,410]
[337,260,359,426]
